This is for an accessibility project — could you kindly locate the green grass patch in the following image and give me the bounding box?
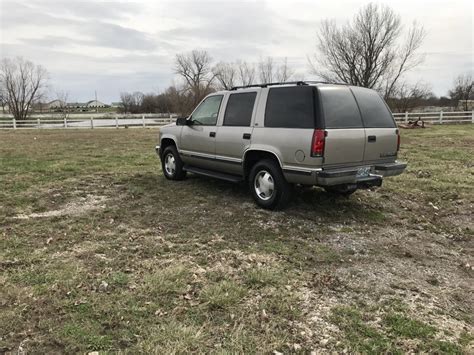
[383,313,436,339]
[201,280,247,310]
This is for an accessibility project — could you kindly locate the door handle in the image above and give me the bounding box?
[368,135,376,142]
[243,133,251,139]
[209,132,216,137]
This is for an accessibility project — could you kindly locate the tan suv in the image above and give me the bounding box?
[156,81,406,209]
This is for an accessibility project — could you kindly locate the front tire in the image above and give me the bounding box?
[161,146,186,180]
[249,159,292,210]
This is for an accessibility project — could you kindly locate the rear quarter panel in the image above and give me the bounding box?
[250,127,322,168]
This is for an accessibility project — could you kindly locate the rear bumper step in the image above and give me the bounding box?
[374,162,407,177]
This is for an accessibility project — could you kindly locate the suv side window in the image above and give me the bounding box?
[223,92,257,126]
[351,87,396,128]
[319,86,363,129]
[265,86,315,128]
[191,95,223,125]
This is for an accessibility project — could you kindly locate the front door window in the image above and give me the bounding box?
[191,95,223,125]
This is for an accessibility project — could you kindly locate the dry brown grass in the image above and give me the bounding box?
[0,126,473,353]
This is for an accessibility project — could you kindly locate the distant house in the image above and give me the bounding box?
[86,100,108,108]
[46,99,66,109]
[111,102,123,108]
[67,102,87,109]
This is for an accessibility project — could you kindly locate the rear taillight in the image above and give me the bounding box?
[311,129,326,157]
[396,129,400,151]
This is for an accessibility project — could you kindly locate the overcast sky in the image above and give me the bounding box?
[1,0,473,103]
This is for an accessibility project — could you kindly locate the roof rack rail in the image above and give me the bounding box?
[230,80,347,90]
[230,81,307,90]
[302,80,348,85]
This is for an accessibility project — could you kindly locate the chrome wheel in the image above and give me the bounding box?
[254,170,275,201]
[164,153,176,176]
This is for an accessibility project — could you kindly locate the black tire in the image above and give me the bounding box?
[324,184,357,196]
[161,146,186,180]
[249,159,292,210]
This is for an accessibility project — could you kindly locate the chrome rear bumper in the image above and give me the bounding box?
[315,161,407,186]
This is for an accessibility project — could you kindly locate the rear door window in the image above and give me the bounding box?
[223,92,257,126]
[265,86,315,128]
[351,87,396,128]
[319,86,363,128]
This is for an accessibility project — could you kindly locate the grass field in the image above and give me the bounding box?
[0,125,473,353]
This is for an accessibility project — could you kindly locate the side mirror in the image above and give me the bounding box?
[176,117,188,126]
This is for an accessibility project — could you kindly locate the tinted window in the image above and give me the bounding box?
[265,86,315,128]
[191,95,223,125]
[351,87,396,128]
[223,92,257,126]
[319,86,363,128]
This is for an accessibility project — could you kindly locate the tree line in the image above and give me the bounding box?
[119,55,297,115]
[1,3,473,120]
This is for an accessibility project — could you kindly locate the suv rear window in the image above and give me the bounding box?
[265,86,315,128]
[319,86,363,129]
[351,87,396,128]
[223,92,256,126]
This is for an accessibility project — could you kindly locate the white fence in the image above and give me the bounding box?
[0,114,176,129]
[392,111,473,124]
[0,111,473,130]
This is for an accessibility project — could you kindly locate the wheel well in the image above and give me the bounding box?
[160,138,176,157]
[243,150,281,179]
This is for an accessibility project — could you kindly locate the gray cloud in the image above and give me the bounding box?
[1,0,472,102]
[34,0,137,20]
[1,0,136,26]
[79,21,157,51]
[157,1,307,55]
[3,1,155,51]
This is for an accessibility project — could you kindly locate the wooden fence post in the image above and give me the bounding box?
[13,118,16,129]
[90,117,94,129]
[115,116,118,129]
[64,116,68,128]
[404,112,409,123]
[37,118,40,128]
[472,110,474,124]
[439,110,443,124]
[142,115,145,128]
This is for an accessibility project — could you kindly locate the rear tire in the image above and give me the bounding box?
[249,159,292,210]
[161,146,186,180]
[324,184,357,196]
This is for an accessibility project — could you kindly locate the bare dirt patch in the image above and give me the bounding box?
[12,194,107,219]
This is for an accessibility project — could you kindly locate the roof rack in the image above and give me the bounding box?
[230,80,347,90]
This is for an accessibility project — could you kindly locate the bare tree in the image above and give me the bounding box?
[175,50,215,105]
[258,57,295,84]
[165,83,195,116]
[119,91,144,113]
[388,82,433,112]
[448,74,473,111]
[212,62,237,90]
[276,58,294,82]
[236,60,256,86]
[311,3,425,98]
[0,57,48,120]
[258,57,275,83]
[0,85,7,113]
[55,90,69,117]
